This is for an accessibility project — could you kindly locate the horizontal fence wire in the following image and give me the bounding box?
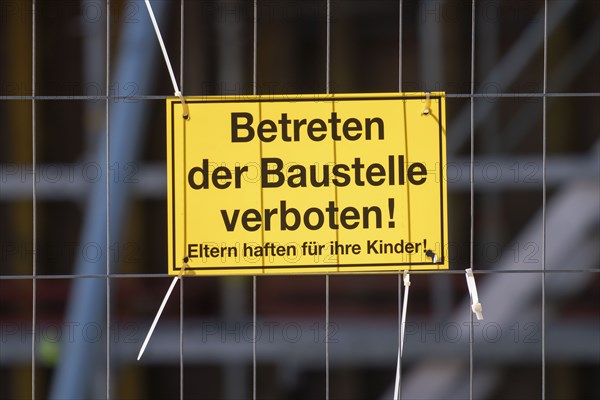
[1,93,599,101]
[1,270,599,281]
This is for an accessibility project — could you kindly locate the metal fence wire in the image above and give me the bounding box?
[0,0,599,399]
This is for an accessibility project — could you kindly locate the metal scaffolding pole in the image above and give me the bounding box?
[447,0,577,155]
[48,2,167,398]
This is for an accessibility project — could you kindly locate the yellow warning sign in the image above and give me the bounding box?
[167,93,448,275]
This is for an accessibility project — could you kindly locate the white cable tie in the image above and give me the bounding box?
[144,0,189,120]
[393,271,411,400]
[393,351,400,400]
[144,0,179,93]
[137,276,180,360]
[400,271,411,356]
[465,268,484,320]
[175,90,190,120]
[423,92,431,115]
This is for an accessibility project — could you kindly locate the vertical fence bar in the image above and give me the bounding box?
[398,0,403,93]
[541,1,548,399]
[105,1,111,398]
[252,276,257,400]
[325,275,330,399]
[180,276,184,400]
[397,1,404,398]
[397,272,402,400]
[179,1,185,399]
[179,275,184,400]
[31,0,37,398]
[469,1,476,399]
[180,0,185,94]
[252,1,258,399]
[179,268,184,400]
[253,0,258,97]
[326,0,331,95]
[325,1,331,399]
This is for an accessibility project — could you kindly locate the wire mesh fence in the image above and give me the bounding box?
[1,0,599,399]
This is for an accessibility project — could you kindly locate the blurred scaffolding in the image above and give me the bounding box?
[0,1,599,399]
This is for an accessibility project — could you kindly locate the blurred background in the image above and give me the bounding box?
[0,0,598,399]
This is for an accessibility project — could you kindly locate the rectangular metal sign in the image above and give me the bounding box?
[167,93,448,275]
